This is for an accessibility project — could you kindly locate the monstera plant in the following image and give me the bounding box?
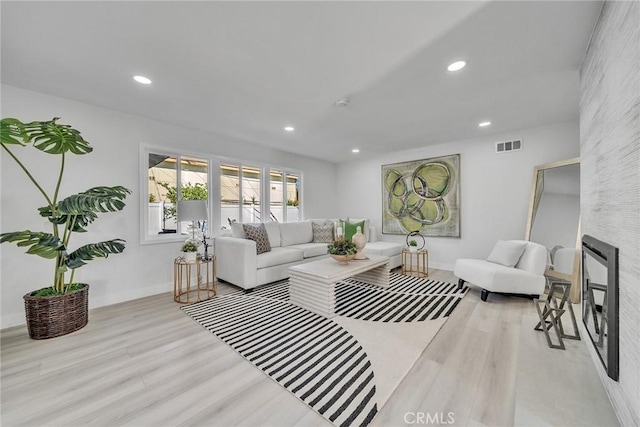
[0,117,130,339]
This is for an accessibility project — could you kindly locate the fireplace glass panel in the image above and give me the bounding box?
[582,235,619,381]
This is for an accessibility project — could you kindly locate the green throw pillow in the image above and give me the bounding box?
[339,219,365,241]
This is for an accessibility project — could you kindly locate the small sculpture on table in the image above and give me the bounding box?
[352,226,368,260]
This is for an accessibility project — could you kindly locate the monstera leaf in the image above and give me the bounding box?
[0,231,65,259]
[57,186,131,215]
[1,117,92,154]
[37,186,130,233]
[38,206,97,233]
[0,118,29,146]
[66,240,126,269]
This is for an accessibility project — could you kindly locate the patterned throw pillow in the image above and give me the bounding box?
[243,223,271,254]
[312,223,334,243]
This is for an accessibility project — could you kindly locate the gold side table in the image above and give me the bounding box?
[401,249,429,278]
[174,256,217,304]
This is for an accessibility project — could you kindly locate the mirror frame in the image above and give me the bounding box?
[525,157,581,302]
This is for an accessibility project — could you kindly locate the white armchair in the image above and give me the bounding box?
[454,240,547,302]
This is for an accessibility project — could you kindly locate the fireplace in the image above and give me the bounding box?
[582,235,619,381]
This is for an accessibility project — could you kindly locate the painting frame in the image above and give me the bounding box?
[381,154,460,237]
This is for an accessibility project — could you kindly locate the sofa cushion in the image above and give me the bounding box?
[243,223,271,254]
[486,240,527,267]
[335,218,371,241]
[338,219,365,241]
[312,223,334,243]
[231,222,244,238]
[280,221,313,246]
[256,247,304,269]
[365,241,403,257]
[288,243,329,258]
[231,222,281,247]
[263,222,281,247]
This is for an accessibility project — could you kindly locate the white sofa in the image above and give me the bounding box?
[215,219,403,290]
[453,240,547,302]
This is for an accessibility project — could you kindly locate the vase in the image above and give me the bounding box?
[409,246,418,253]
[352,226,367,259]
[23,284,89,340]
[183,252,197,263]
[330,254,356,265]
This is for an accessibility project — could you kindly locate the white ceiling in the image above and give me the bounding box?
[1,1,603,163]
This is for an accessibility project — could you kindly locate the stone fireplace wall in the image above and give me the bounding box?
[580,1,640,424]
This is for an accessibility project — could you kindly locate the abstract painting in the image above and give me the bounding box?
[382,154,460,237]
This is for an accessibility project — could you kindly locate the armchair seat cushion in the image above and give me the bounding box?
[256,247,304,269]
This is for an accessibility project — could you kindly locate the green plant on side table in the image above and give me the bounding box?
[409,239,418,252]
[328,237,357,265]
[181,241,199,263]
[0,117,130,340]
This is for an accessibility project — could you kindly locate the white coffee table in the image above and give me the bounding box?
[289,254,390,318]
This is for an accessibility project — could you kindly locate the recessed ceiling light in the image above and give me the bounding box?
[447,61,466,72]
[478,121,492,127]
[133,75,152,85]
[284,126,295,132]
[352,148,360,153]
[334,97,350,108]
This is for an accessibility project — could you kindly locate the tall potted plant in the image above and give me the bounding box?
[0,117,130,339]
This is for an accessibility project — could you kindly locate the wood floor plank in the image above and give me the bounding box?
[468,319,520,426]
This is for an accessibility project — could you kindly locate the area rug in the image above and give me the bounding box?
[182,273,468,427]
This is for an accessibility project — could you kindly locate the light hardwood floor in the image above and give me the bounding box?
[1,269,618,426]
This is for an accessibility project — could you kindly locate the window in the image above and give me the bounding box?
[220,163,241,230]
[143,150,209,243]
[147,153,178,235]
[142,146,301,243]
[270,170,284,222]
[270,169,300,223]
[219,164,264,229]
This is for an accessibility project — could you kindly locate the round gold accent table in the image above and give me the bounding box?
[401,249,429,278]
[173,256,217,304]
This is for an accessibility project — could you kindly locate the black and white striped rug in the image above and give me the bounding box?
[182,273,467,427]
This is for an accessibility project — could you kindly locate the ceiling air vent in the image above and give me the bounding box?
[495,139,522,153]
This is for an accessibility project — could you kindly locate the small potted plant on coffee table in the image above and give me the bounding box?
[328,238,357,265]
[408,239,418,253]
[181,241,199,263]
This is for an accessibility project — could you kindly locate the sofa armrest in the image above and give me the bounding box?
[214,236,257,289]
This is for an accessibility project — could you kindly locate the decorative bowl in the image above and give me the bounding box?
[330,254,356,265]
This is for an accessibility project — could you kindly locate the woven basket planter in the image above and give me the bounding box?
[23,284,89,340]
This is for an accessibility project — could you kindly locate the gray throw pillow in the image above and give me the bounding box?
[486,240,528,267]
[243,223,271,254]
[312,223,334,243]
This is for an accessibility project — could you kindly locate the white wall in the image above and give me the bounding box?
[0,84,336,328]
[335,121,580,270]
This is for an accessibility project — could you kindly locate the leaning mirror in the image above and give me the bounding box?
[525,158,581,302]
